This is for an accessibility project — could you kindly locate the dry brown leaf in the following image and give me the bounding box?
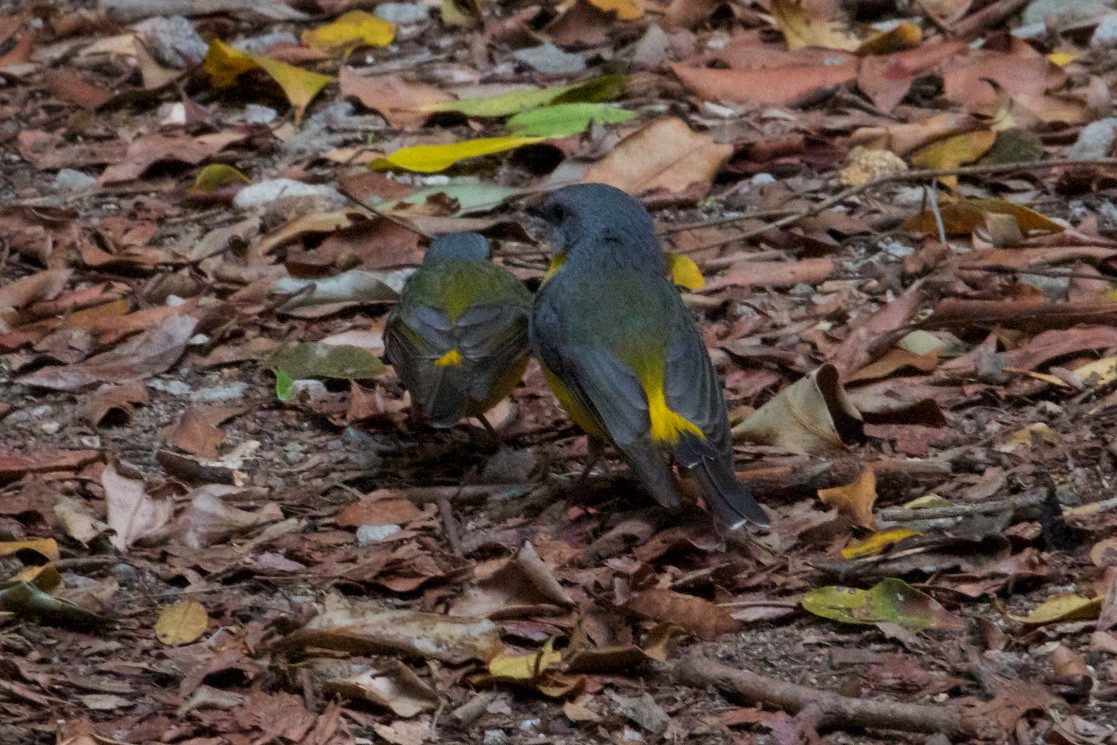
[282,596,503,664]
[672,58,858,106]
[78,380,150,426]
[322,659,438,717]
[736,364,864,455]
[623,588,740,641]
[19,314,198,391]
[155,600,209,646]
[338,67,451,129]
[583,117,731,198]
[103,461,174,552]
[817,466,877,530]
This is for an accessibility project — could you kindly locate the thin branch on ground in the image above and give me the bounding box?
[675,651,997,738]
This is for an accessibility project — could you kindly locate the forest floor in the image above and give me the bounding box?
[2,0,1117,743]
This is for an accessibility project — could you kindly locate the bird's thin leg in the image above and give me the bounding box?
[573,438,604,491]
[476,414,501,447]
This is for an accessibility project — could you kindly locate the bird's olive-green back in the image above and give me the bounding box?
[400,259,531,321]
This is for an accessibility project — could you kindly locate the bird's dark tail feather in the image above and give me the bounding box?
[423,365,469,427]
[676,435,769,529]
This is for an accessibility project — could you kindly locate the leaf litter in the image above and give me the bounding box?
[3,0,1117,743]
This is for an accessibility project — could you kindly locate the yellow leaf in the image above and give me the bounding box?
[902,493,951,509]
[856,21,922,56]
[193,163,251,192]
[251,55,334,124]
[666,253,705,290]
[371,136,545,173]
[441,0,482,26]
[770,0,861,52]
[1008,593,1101,625]
[1001,422,1060,448]
[817,466,877,529]
[203,39,333,123]
[301,10,395,54]
[903,198,1063,236]
[841,527,921,559]
[11,564,62,591]
[488,640,562,681]
[202,38,258,88]
[910,130,997,171]
[155,599,209,646]
[0,538,60,561]
[1047,52,1078,67]
[1074,356,1117,387]
[586,0,645,21]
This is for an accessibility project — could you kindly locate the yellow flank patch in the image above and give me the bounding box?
[542,365,608,441]
[645,382,703,445]
[435,349,463,367]
[542,253,566,284]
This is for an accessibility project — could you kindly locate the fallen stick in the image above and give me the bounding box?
[675,651,996,738]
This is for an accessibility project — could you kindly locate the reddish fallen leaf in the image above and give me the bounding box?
[78,380,150,426]
[623,588,741,641]
[164,408,231,458]
[673,57,858,106]
[857,42,967,112]
[339,67,450,129]
[100,131,247,184]
[583,117,731,198]
[42,68,113,109]
[703,258,834,292]
[19,314,198,391]
[0,449,99,484]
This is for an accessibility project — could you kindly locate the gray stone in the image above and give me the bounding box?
[52,168,97,193]
[191,382,249,402]
[232,178,347,210]
[1066,117,1117,160]
[512,43,586,74]
[1092,13,1117,45]
[356,524,402,545]
[374,3,430,25]
[147,378,193,396]
[133,15,208,68]
[242,104,278,125]
[1023,0,1114,26]
[234,31,299,55]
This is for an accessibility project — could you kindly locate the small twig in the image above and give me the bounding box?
[962,265,1117,284]
[658,208,802,237]
[951,0,1032,40]
[876,490,1045,523]
[676,651,992,738]
[913,0,953,37]
[688,157,1117,253]
[927,181,948,247]
[438,496,463,557]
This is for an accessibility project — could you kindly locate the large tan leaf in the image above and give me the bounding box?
[736,364,864,455]
[583,117,731,197]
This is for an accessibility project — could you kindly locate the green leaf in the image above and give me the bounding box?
[274,367,296,401]
[193,163,251,192]
[423,74,627,118]
[801,577,965,630]
[507,102,634,137]
[268,343,387,382]
[371,136,545,173]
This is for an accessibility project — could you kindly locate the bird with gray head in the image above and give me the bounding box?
[385,232,533,433]
[529,184,769,529]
